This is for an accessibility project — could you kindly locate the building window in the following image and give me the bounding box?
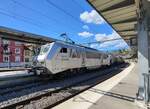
[25,50,30,56]
[3,47,10,53]
[2,39,10,45]
[15,48,20,54]
[15,56,20,62]
[3,55,9,62]
[25,58,29,62]
[15,41,22,45]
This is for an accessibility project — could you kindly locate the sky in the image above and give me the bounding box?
[0,0,129,51]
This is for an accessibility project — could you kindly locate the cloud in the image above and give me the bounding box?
[80,10,105,24]
[82,25,89,30]
[78,31,94,38]
[95,31,120,41]
[90,40,128,51]
[90,44,98,48]
[90,31,128,50]
[114,41,128,48]
[99,40,127,48]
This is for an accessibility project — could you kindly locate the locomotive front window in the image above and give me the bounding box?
[39,45,50,55]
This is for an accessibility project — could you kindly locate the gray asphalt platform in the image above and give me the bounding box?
[53,62,140,109]
[89,63,139,109]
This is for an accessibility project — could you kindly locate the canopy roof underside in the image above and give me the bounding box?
[87,0,138,44]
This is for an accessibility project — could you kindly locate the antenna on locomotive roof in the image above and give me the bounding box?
[60,33,75,44]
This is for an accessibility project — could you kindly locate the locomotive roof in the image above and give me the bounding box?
[55,41,106,54]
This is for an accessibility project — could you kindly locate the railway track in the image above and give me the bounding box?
[0,63,128,109]
[0,77,50,96]
[0,66,106,95]
[45,67,121,109]
[0,75,42,90]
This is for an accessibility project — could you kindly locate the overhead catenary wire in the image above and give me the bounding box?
[0,9,77,44]
[71,0,86,12]
[0,3,63,33]
[11,0,79,34]
[46,0,99,39]
[0,11,43,29]
[71,0,127,47]
[82,38,123,45]
[46,0,97,32]
[11,0,88,43]
[0,0,118,47]
[11,0,98,36]
[46,0,82,24]
[11,0,60,24]
[0,8,79,45]
[0,8,60,35]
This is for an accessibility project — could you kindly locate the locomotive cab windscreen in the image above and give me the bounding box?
[36,43,53,65]
[39,44,51,55]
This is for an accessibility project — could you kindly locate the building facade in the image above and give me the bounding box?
[0,38,33,68]
[24,44,34,67]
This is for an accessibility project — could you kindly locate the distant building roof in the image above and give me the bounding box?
[0,26,57,44]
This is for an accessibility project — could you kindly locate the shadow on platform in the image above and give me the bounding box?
[89,88,135,102]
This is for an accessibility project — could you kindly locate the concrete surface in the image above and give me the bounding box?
[0,67,30,72]
[0,70,32,79]
[53,62,139,109]
[89,63,139,109]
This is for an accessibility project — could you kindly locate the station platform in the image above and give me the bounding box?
[53,62,140,109]
[0,70,32,79]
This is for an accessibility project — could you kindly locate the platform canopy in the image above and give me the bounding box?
[0,26,56,44]
[87,0,139,47]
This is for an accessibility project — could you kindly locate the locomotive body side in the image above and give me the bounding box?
[33,42,112,75]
